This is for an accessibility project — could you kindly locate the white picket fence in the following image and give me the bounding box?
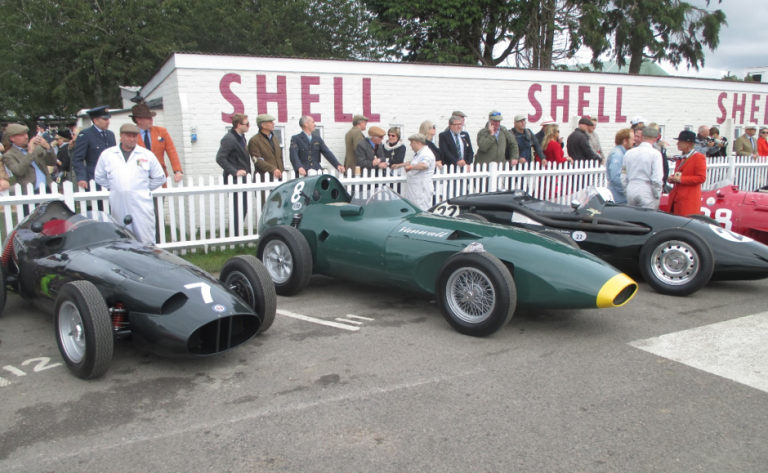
[2,156,767,251]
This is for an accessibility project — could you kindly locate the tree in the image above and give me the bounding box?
[0,0,379,122]
[576,0,727,74]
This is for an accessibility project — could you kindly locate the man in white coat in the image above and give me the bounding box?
[392,134,435,210]
[95,124,166,244]
[621,127,664,209]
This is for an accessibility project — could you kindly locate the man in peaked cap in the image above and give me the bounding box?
[567,116,602,163]
[3,123,57,196]
[94,123,166,244]
[344,114,369,170]
[71,105,116,191]
[131,103,183,185]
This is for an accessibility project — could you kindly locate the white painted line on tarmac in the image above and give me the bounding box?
[0,376,10,387]
[346,314,374,321]
[630,311,768,393]
[335,318,363,325]
[277,309,360,331]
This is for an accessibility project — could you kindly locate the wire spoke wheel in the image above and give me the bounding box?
[649,239,700,286]
[447,267,496,323]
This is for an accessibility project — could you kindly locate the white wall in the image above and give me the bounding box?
[137,54,768,179]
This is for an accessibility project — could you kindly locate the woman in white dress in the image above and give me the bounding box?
[392,134,435,210]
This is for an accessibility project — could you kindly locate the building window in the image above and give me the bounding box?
[312,125,324,140]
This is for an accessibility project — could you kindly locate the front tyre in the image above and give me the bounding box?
[54,281,113,379]
[639,228,714,296]
[437,252,516,337]
[221,255,277,333]
[257,226,313,296]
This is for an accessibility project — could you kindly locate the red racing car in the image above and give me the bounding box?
[660,183,768,245]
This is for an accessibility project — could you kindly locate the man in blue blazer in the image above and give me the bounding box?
[289,116,346,177]
[71,106,116,189]
[438,115,474,168]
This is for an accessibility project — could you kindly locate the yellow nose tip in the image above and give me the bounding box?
[597,273,638,308]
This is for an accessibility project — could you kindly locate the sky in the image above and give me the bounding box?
[664,0,768,79]
[563,0,768,79]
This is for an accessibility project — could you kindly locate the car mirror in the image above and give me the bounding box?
[570,200,580,211]
[124,215,133,226]
[340,205,363,217]
[31,221,44,233]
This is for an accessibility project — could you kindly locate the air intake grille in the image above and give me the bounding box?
[187,315,260,355]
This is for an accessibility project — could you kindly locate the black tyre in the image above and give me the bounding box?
[540,230,580,249]
[638,228,715,296]
[257,226,313,296]
[221,255,277,333]
[688,214,720,226]
[54,281,113,379]
[457,212,489,223]
[436,252,516,337]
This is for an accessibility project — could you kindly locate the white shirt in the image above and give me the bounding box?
[621,142,664,199]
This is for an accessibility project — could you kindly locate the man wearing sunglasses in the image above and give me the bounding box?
[758,127,768,157]
[216,113,252,236]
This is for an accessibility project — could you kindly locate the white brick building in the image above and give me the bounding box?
[87,53,768,178]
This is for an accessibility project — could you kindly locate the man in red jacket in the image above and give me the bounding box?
[667,130,707,217]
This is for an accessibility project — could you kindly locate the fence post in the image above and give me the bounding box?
[727,153,736,182]
[489,162,498,192]
[62,181,75,211]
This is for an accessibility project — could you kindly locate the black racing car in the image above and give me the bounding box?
[0,201,276,379]
[430,187,768,297]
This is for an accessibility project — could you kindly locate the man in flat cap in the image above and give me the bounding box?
[71,105,116,191]
[3,123,57,196]
[666,130,707,217]
[567,117,602,162]
[344,114,369,170]
[355,126,388,173]
[249,114,284,181]
[621,126,664,209]
[289,115,345,177]
[475,111,519,164]
[511,114,545,166]
[131,103,183,185]
[734,124,759,159]
[95,124,166,244]
[216,113,252,237]
[391,134,436,210]
[443,111,467,133]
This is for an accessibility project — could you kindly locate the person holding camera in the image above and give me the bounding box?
[694,125,724,157]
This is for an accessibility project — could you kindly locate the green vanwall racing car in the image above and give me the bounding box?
[257,175,637,336]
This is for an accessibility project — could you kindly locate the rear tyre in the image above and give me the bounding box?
[436,252,516,337]
[221,255,277,333]
[257,226,313,296]
[638,228,714,296]
[540,230,580,249]
[456,213,489,223]
[54,281,113,379]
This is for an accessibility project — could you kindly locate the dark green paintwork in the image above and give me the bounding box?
[259,176,629,309]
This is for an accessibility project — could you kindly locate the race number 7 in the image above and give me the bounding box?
[185,282,213,303]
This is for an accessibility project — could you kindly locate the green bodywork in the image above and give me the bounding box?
[259,176,627,309]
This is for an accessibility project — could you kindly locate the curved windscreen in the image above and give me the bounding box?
[349,186,406,207]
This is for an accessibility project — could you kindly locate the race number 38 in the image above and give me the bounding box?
[700,207,732,231]
[291,182,306,204]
